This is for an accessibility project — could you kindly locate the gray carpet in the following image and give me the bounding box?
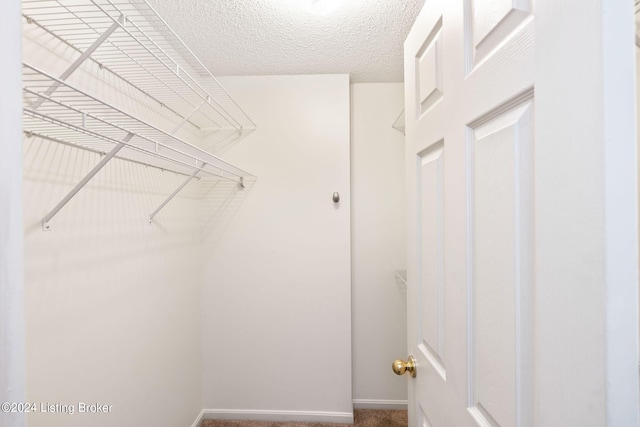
[200,409,407,427]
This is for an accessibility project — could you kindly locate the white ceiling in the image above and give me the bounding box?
[146,0,427,82]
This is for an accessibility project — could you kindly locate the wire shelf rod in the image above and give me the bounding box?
[89,0,243,131]
[110,50,237,132]
[24,109,242,183]
[22,0,256,132]
[23,107,245,181]
[97,34,199,115]
[23,98,248,182]
[22,14,201,130]
[23,64,251,174]
[24,130,200,179]
[125,0,257,130]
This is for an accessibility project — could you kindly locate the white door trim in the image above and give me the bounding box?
[602,0,639,423]
[0,1,26,427]
[535,0,639,423]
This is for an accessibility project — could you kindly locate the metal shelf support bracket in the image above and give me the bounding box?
[170,99,207,135]
[149,162,204,224]
[42,132,134,231]
[32,15,123,110]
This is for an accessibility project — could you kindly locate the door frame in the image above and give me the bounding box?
[0,1,26,427]
[535,0,638,423]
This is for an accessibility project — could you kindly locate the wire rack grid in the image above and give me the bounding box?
[22,63,252,182]
[22,0,256,135]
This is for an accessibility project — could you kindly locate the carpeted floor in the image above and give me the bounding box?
[200,409,407,427]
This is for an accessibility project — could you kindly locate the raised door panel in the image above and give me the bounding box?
[416,17,444,117]
[467,0,532,67]
[467,100,534,427]
[418,141,446,379]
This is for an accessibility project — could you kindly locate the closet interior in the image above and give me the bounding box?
[18,1,407,426]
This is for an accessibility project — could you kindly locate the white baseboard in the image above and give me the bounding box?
[200,409,354,424]
[191,409,205,427]
[191,403,406,426]
[352,399,408,410]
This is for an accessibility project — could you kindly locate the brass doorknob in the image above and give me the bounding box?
[392,355,416,378]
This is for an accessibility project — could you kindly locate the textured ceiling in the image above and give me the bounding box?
[145,0,427,82]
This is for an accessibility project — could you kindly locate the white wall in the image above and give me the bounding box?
[23,151,204,427]
[0,1,26,427]
[350,83,407,408]
[22,23,203,427]
[200,75,353,423]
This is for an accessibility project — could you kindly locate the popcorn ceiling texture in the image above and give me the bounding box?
[146,0,426,82]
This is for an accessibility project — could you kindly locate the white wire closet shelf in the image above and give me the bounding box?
[23,64,251,181]
[21,0,257,230]
[22,0,256,136]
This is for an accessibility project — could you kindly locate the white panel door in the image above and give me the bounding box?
[405,0,533,424]
[403,0,638,426]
